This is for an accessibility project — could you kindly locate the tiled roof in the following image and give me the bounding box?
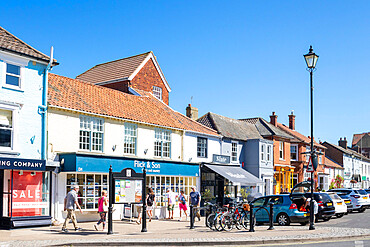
[324,157,344,169]
[0,26,57,64]
[277,123,326,149]
[76,52,150,84]
[48,73,218,136]
[352,132,370,146]
[239,117,293,140]
[322,141,370,162]
[197,113,262,141]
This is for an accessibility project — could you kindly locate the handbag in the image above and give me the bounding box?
[101,197,109,212]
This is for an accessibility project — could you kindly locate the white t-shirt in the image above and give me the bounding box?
[167,191,177,205]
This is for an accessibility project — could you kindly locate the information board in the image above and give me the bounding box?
[114,179,142,203]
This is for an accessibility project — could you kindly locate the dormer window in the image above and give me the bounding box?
[6,63,21,88]
[153,86,162,100]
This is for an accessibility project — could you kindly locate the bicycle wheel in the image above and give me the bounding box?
[235,214,243,230]
[206,213,215,229]
[240,213,250,230]
[220,214,233,231]
[214,214,223,231]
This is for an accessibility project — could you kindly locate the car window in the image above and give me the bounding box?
[267,196,283,205]
[329,193,341,200]
[319,193,332,202]
[253,198,266,207]
[356,190,367,195]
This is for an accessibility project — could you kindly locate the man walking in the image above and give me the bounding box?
[190,186,201,221]
[62,185,83,232]
[166,188,177,219]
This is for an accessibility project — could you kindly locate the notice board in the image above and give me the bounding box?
[114,179,142,203]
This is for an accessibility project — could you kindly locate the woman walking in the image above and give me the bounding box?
[146,188,156,222]
[178,190,188,221]
[94,190,108,231]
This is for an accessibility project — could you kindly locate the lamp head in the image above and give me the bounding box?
[304,45,319,69]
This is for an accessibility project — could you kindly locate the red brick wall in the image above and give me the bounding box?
[131,59,169,105]
[101,80,130,93]
[273,138,291,166]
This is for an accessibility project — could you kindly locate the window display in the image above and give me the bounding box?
[66,173,108,210]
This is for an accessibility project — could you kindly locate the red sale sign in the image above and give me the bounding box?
[11,171,47,217]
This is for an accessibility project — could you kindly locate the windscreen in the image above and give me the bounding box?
[329,193,341,200]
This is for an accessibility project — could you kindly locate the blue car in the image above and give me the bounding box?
[251,194,309,226]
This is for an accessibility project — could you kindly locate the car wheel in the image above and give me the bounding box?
[276,213,290,226]
[323,216,331,221]
[336,213,344,218]
[358,208,366,213]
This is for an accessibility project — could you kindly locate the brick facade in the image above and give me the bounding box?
[131,59,169,105]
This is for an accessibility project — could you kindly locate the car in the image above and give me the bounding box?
[328,188,370,212]
[327,192,347,218]
[290,181,335,222]
[334,192,354,213]
[251,194,309,226]
[354,189,370,205]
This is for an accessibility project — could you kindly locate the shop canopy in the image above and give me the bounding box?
[204,164,263,186]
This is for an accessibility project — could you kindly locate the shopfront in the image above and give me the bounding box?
[0,157,51,229]
[200,162,263,205]
[56,153,199,221]
[274,164,294,194]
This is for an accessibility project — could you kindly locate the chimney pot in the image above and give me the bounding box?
[338,137,348,149]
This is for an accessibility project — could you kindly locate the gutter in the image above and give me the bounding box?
[39,47,54,160]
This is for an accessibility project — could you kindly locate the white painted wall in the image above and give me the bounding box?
[182,132,220,163]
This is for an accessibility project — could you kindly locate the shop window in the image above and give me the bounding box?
[0,109,13,149]
[152,86,162,100]
[290,145,298,161]
[124,123,137,155]
[154,129,171,158]
[197,137,207,158]
[5,63,21,88]
[279,141,284,160]
[79,115,104,152]
[231,142,238,162]
[66,173,108,210]
[2,170,50,217]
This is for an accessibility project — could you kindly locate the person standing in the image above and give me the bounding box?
[190,186,201,221]
[62,185,83,232]
[94,190,108,231]
[166,188,177,219]
[146,188,156,222]
[178,190,188,221]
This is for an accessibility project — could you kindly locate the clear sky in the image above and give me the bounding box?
[3,1,369,145]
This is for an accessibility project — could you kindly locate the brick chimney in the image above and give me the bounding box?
[186,104,198,120]
[338,137,348,149]
[288,110,295,130]
[270,112,278,127]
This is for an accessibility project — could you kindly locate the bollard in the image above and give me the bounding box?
[249,203,255,232]
[190,204,194,229]
[267,203,274,230]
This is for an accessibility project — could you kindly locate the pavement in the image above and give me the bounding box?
[1,218,370,247]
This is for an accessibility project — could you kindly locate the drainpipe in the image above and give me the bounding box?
[39,47,53,160]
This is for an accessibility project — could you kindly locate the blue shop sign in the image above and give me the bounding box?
[60,153,199,177]
[0,157,46,171]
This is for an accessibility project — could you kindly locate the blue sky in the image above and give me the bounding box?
[3,1,369,145]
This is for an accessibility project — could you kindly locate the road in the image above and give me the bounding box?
[317,209,370,229]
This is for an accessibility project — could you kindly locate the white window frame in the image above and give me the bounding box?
[290,144,298,161]
[79,115,104,152]
[261,144,265,161]
[4,63,22,89]
[154,128,171,158]
[231,142,238,162]
[152,86,162,101]
[267,145,272,162]
[279,141,284,160]
[197,137,207,158]
[0,104,18,152]
[124,123,137,155]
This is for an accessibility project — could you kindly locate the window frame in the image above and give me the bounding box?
[279,141,284,160]
[261,144,265,161]
[123,122,137,155]
[290,144,298,161]
[154,128,171,158]
[231,141,238,162]
[0,104,17,152]
[152,86,162,101]
[79,115,104,152]
[267,145,272,162]
[197,137,208,158]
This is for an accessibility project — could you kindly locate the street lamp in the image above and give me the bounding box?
[304,45,319,231]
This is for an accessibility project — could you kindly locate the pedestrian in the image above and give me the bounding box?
[146,188,156,222]
[94,190,108,231]
[136,204,143,224]
[166,188,177,219]
[62,185,83,232]
[305,197,318,222]
[178,190,188,221]
[189,186,201,221]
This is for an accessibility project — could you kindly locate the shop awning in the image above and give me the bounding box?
[204,164,263,186]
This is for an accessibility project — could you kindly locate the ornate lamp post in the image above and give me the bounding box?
[304,45,319,230]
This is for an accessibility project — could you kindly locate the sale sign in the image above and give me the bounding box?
[11,171,46,217]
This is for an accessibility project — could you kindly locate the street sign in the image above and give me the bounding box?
[306,156,314,172]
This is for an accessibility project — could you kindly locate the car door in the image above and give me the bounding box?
[266,196,284,221]
[252,197,267,222]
